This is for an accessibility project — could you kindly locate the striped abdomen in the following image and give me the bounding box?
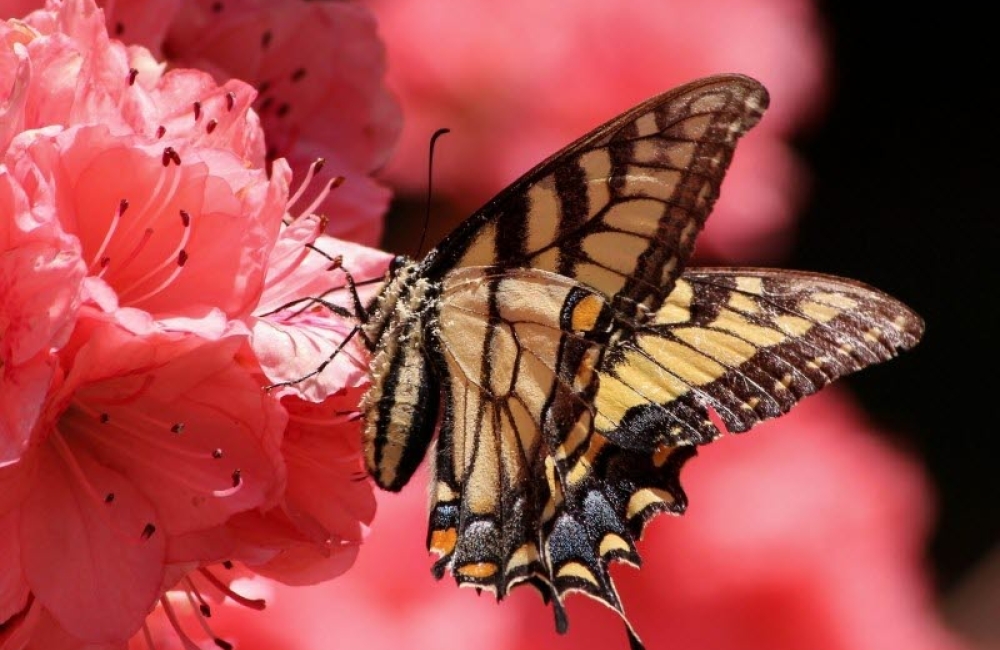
[361,263,440,491]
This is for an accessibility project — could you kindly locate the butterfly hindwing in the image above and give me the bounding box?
[423,75,769,319]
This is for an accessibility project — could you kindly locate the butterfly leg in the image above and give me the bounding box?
[264,325,362,392]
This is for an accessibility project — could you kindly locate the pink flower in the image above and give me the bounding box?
[21,0,403,247]
[2,0,395,645]
[180,392,966,650]
[368,0,826,262]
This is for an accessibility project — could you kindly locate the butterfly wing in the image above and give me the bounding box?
[421,74,768,319]
[594,266,925,454]
[427,267,922,644]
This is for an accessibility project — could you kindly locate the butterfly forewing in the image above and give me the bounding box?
[423,75,769,320]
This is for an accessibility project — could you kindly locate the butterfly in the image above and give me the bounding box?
[350,74,923,649]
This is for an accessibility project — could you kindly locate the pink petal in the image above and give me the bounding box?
[58,324,287,535]
[20,124,283,322]
[253,218,390,401]
[0,509,29,625]
[21,604,127,650]
[231,391,375,585]
[0,352,57,465]
[0,240,84,366]
[19,439,166,643]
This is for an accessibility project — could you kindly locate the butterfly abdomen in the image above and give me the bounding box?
[361,259,441,492]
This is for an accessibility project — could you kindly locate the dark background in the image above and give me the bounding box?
[790,5,997,591]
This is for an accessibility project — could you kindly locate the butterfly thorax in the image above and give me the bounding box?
[360,256,442,491]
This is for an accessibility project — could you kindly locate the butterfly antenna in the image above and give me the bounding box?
[414,127,450,259]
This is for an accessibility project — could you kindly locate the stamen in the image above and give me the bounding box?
[117,205,193,304]
[231,469,241,487]
[291,67,307,82]
[276,102,290,118]
[193,102,202,121]
[88,199,129,273]
[198,567,266,610]
[99,412,110,423]
[105,492,115,503]
[128,68,138,86]
[287,158,326,211]
[171,423,185,434]
[114,21,124,35]
[161,147,182,166]
[260,30,272,49]
[206,119,218,134]
[211,1,223,11]
[226,92,236,111]
[300,176,344,218]
[258,96,274,113]
[258,80,271,95]
[212,448,223,459]
[141,523,156,540]
[181,580,234,649]
[222,561,234,570]
[156,125,166,139]
[184,577,212,617]
[159,597,209,650]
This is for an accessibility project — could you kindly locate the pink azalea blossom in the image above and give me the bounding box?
[2,0,393,646]
[368,0,826,262]
[174,392,965,650]
[14,0,403,247]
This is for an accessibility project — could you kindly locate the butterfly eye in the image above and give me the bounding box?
[388,255,408,276]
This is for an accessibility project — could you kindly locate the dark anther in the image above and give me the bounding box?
[141,523,156,540]
[222,560,234,570]
[156,125,166,139]
[100,257,111,268]
[105,493,115,503]
[170,422,185,434]
[265,145,278,162]
[276,102,290,118]
[114,22,124,35]
[212,448,223,459]
[258,96,274,113]
[99,412,110,423]
[206,118,218,134]
[127,68,138,86]
[260,30,272,49]
[291,67,307,82]
[330,176,346,190]
[257,80,271,94]
[177,250,189,267]
[180,210,191,227]
[214,638,234,650]
[226,91,236,111]
[314,157,326,172]
[193,101,202,121]
[200,603,212,617]
[211,1,223,12]
[231,469,242,487]
[171,149,182,165]
[162,147,177,166]
[119,198,129,215]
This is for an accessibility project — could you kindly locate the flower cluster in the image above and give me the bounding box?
[0,0,397,647]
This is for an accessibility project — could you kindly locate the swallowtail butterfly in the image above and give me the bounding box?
[348,75,922,648]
